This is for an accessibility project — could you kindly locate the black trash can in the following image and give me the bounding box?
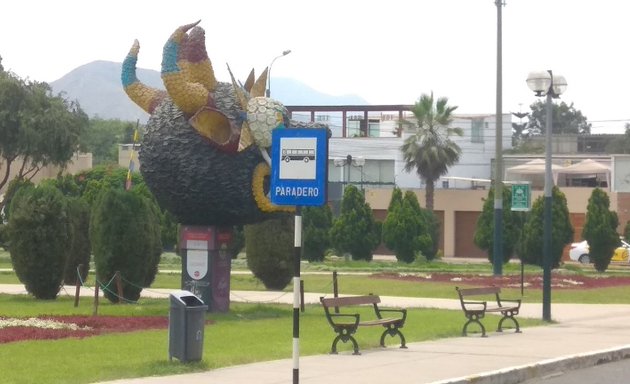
[168,290,208,362]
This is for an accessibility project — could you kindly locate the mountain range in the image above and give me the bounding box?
[50,60,368,122]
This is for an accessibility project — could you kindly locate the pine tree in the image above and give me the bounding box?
[63,197,91,285]
[404,191,439,260]
[382,190,433,263]
[518,186,573,268]
[330,185,380,261]
[582,188,619,272]
[8,185,71,299]
[90,188,162,303]
[474,186,526,263]
[302,205,333,262]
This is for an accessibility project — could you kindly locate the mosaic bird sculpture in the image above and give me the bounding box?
[122,21,323,226]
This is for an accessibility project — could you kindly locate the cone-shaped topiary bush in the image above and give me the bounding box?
[302,205,333,262]
[8,184,71,299]
[63,197,91,285]
[518,186,573,268]
[330,185,380,261]
[582,188,619,272]
[245,215,294,290]
[90,188,162,303]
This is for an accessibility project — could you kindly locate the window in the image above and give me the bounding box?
[471,119,484,143]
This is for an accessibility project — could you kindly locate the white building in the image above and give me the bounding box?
[288,106,512,191]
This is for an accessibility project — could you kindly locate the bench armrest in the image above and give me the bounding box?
[377,308,407,323]
[497,298,521,308]
[461,300,487,311]
[328,313,360,328]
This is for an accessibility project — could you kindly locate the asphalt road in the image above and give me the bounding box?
[522,358,630,384]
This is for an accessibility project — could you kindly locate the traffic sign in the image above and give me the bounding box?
[270,128,328,206]
[511,183,531,211]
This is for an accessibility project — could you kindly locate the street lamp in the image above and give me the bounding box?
[526,70,567,322]
[333,155,365,190]
[266,50,292,97]
[493,0,505,277]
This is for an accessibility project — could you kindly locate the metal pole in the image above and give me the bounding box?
[292,206,302,383]
[74,265,82,308]
[266,50,291,98]
[542,79,553,322]
[333,270,339,313]
[493,0,504,276]
[346,155,352,188]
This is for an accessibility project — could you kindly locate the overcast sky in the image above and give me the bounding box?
[1,0,628,133]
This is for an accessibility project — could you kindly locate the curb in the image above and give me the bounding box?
[431,345,630,384]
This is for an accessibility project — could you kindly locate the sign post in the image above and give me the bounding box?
[271,128,328,384]
[510,182,530,295]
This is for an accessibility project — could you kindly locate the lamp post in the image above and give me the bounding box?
[493,0,505,276]
[526,70,567,322]
[266,50,292,97]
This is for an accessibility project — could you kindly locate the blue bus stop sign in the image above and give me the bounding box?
[270,128,328,206]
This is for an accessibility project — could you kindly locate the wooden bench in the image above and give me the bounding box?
[455,286,521,337]
[320,294,407,355]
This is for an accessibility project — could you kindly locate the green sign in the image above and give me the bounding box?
[511,183,531,211]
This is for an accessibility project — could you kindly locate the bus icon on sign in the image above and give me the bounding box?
[282,148,316,163]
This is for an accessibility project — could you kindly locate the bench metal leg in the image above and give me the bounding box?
[331,330,360,355]
[497,315,521,333]
[379,326,407,349]
[463,318,487,337]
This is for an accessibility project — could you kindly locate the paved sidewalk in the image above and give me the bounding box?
[3,285,630,383]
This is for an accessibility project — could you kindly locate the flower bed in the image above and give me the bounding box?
[0,315,169,344]
[371,272,630,289]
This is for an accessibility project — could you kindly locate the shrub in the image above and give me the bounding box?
[383,190,422,263]
[518,186,573,268]
[244,215,294,290]
[90,188,162,303]
[302,205,333,262]
[474,186,526,264]
[330,185,380,261]
[404,191,439,260]
[387,187,403,212]
[0,224,7,250]
[227,225,245,259]
[140,195,164,287]
[40,176,91,285]
[582,188,619,272]
[63,198,91,285]
[420,208,440,260]
[76,165,176,252]
[1,178,34,222]
[7,185,71,299]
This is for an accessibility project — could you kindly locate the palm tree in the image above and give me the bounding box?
[401,92,463,211]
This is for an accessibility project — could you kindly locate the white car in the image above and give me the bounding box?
[569,239,630,264]
[569,240,590,263]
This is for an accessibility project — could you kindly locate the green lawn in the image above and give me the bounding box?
[0,294,545,384]
[2,249,630,304]
[0,249,10,269]
[1,250,626,383]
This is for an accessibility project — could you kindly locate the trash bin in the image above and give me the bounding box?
[168,290,208,362]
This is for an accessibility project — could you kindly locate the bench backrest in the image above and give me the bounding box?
[456,286,501,297]
[320,295,380,308]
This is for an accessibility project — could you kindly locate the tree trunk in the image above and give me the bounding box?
[425,180,435,211]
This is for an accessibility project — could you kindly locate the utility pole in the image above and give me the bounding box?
[493,0,505,276]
